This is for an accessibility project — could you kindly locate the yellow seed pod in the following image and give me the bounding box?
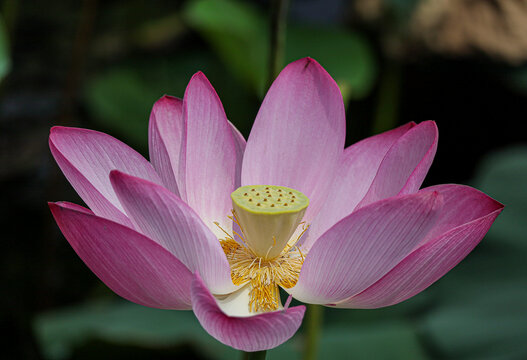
[231,185,309,259]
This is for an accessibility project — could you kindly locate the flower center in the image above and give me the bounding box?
[230,185,309,259]
[216,185,310,313]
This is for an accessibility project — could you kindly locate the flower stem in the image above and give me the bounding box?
[267,0,290,89]
[304,304,324,360]
[242,350,267,360]
[372,60,402,135]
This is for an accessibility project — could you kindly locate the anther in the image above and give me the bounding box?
[284,203,288,206]
[249,199,252,202]
[263,198,267,202]
[256,193,260,196]
[257,203,261,206]
[244,193,248,196]
[271,204,275,207]
[251,188,255,191]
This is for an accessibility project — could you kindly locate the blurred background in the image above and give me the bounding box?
[1,0,527,359]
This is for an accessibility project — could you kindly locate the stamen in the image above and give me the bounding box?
[221,184,310,312]
[213,221,234,241]
[220,237,305,312]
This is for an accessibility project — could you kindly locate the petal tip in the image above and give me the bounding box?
[419,120,439,134]
[189,70,208,84]
[48,201,59,212]
[49,126,70,143]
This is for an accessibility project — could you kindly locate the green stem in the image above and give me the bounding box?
[267,0,289,90]
[304,304,324,360]
[242,350,267,360]
[372,61,402,135]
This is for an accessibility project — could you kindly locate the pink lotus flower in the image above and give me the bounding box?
[48,58,503,352]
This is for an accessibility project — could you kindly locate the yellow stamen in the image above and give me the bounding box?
[216,185,310,313]
[220,237,304,312]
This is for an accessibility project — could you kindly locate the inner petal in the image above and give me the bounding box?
[214,284,257,317]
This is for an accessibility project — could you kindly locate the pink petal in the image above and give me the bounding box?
[229,121,246,189]
[191,274,305,352]
[53,201,94,214]
[290,191,443,304]
[338,194,503,308]
[417,184,503,247]
[49,202,193,309]
[49,127,162,227]
[110,171,236,295]
[148,95,185,197]
[357,121,438,208]
[304,122,415,249]
[183,72,237,233]
[241,58,346,221]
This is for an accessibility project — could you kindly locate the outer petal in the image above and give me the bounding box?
[357,121,438,208]
[417,184,502,246]
[241,58,346,221]
[337,190,503,308]
[49,127,162,226]
[49,202,193,309]
[303,122,415,249]
[183,72,237,236]
[191,274,305,352]
[54,201,94,214]
[148,95,185,197]
[290,191,443,304]
[110,171,236,295]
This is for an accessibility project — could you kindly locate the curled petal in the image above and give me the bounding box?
[53,201,94,214]
[148,95,185,197]
[358,121,438,208]
[191,274,305,352]
[290,191,443,304]
[49,202,193,309]
[304,122,415,249]
[242,58,346,221]
[417,184,503,247]
[110,171,236,294]
[337,201,503,308]
[49,127,162,226]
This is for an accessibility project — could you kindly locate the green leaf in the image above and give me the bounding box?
[84,68,153,147]
[33,300,237,360]
[184,0,268,94]
[84,52,256,147]
[286,26,377,102]
[471,146,527,249]
[269,321,428,360]
[183,0,377,101]
[422,283,527,360]
[0,14,11,81]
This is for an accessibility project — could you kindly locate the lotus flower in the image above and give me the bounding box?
[48,58,503,352]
